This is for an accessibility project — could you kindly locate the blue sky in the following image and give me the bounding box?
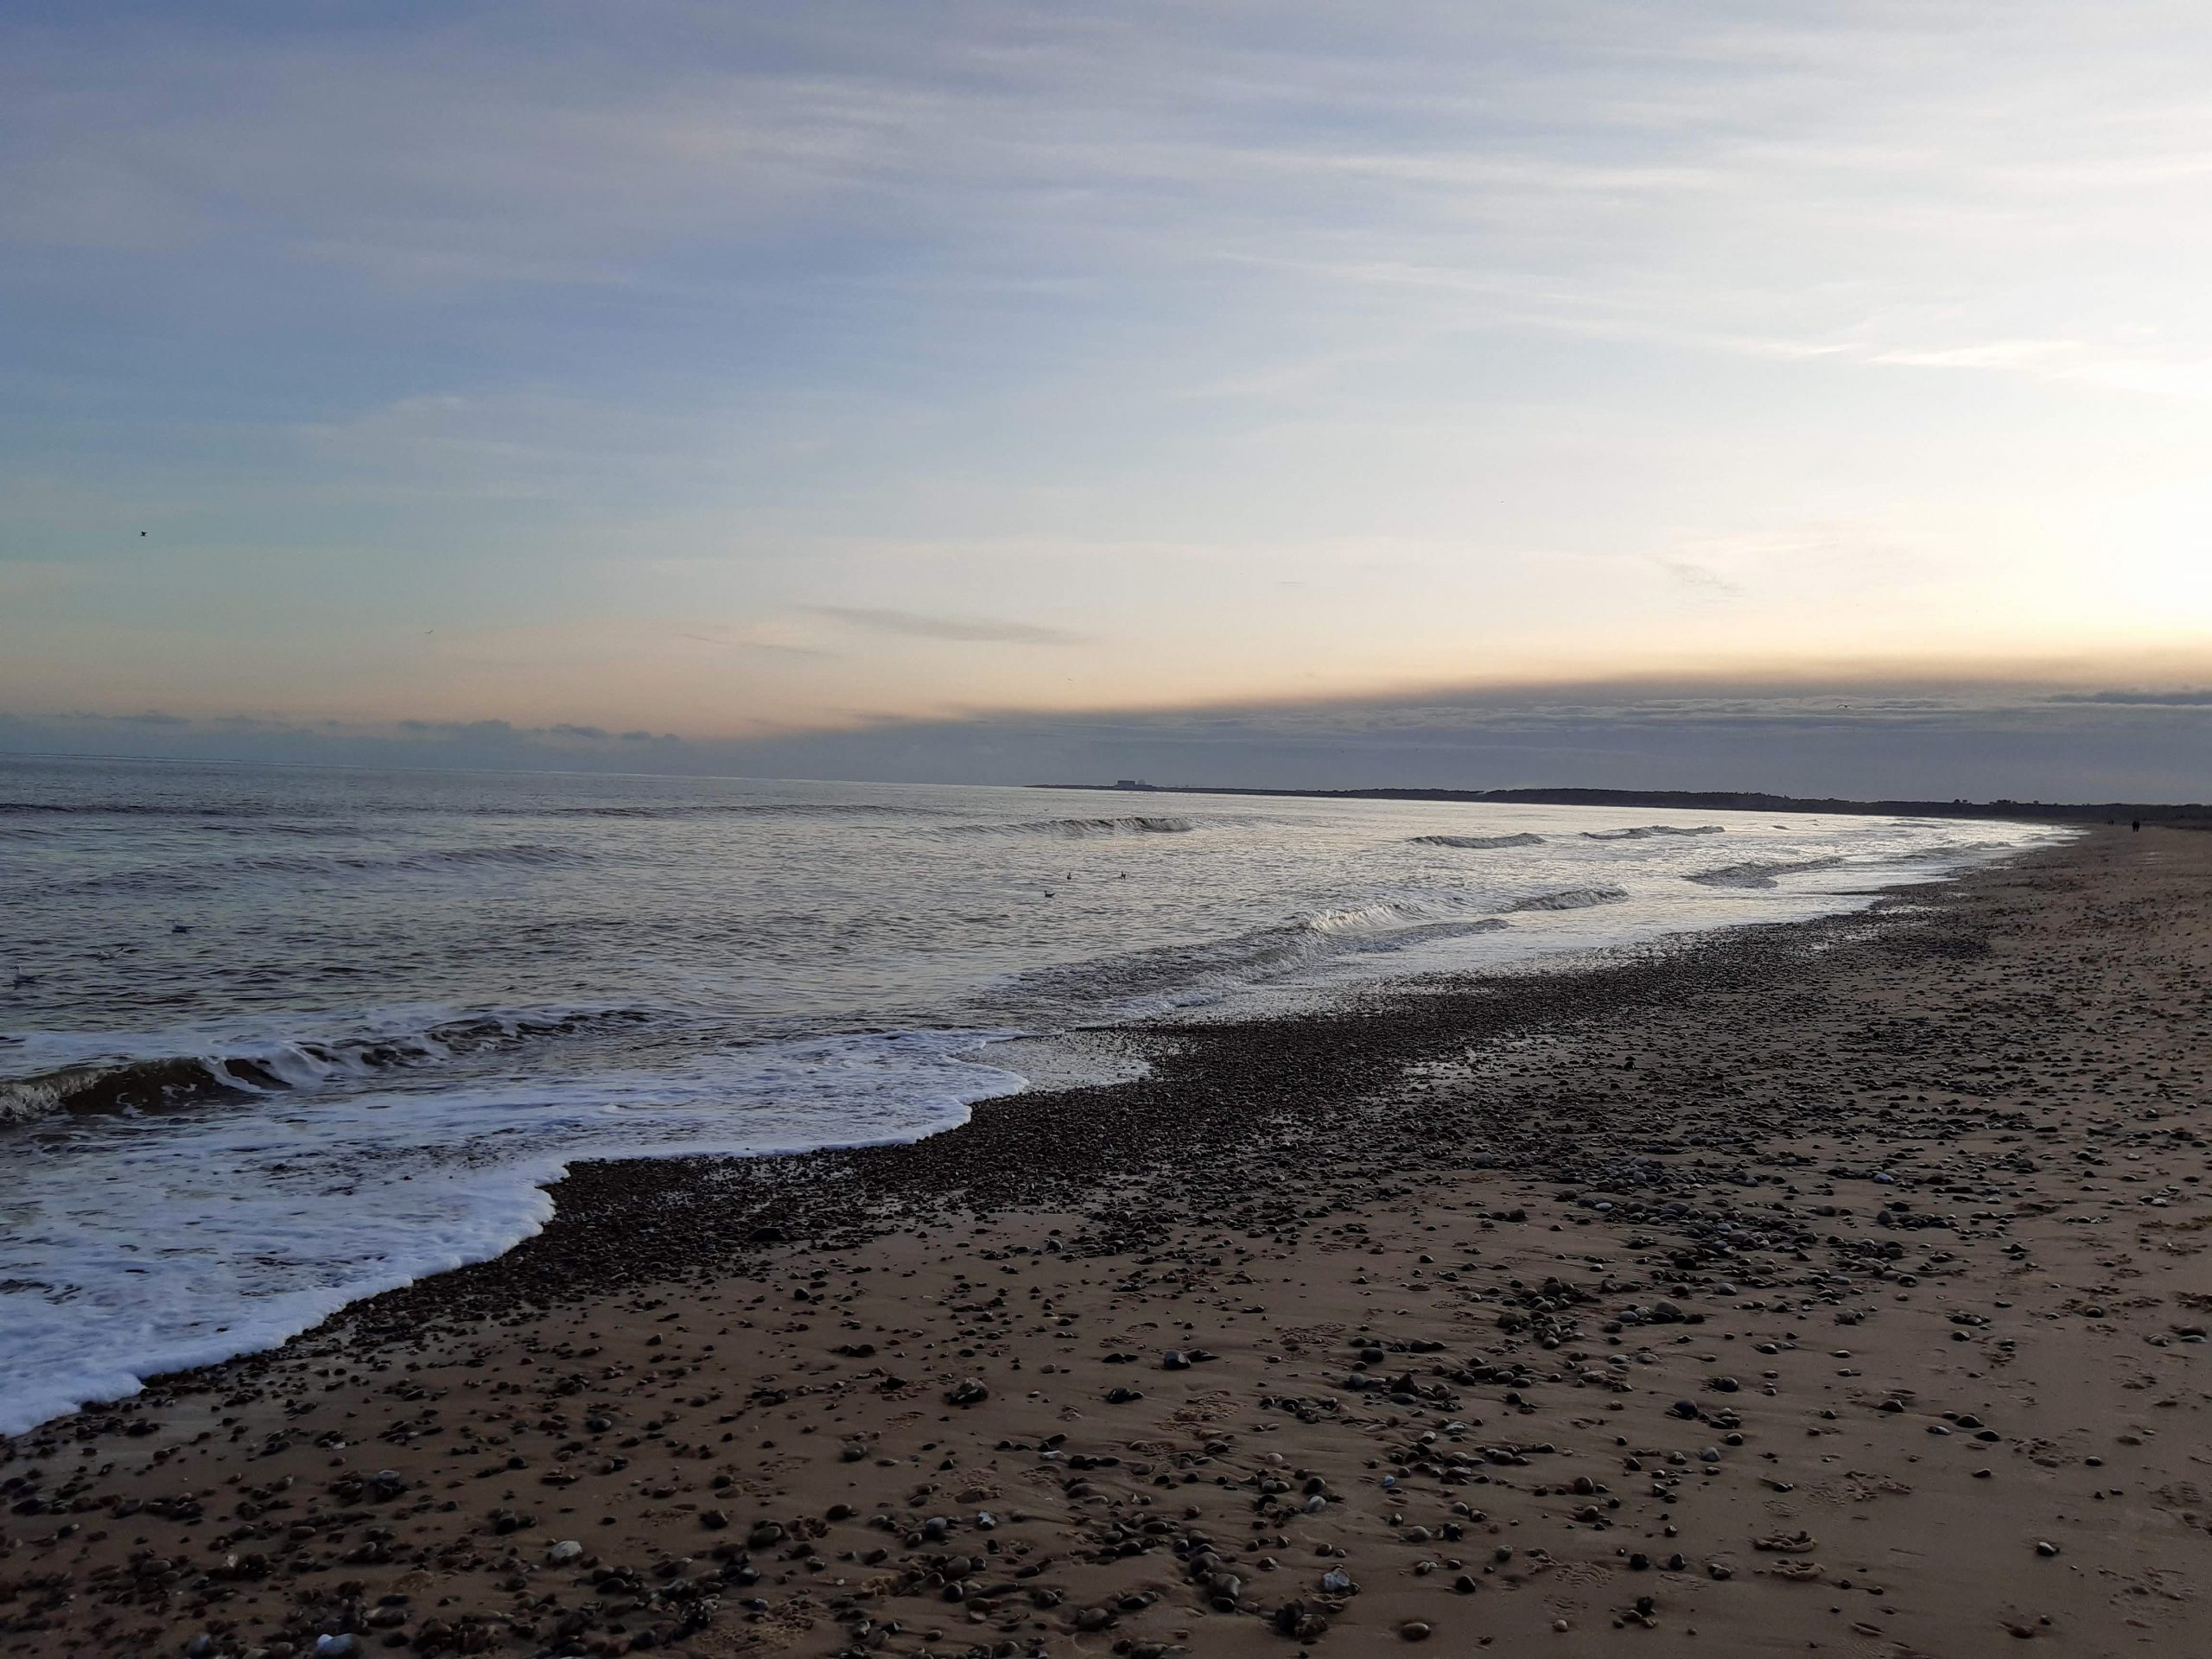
[7,3,2212,791]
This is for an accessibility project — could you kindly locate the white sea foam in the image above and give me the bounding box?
[0,1028,1024,1436]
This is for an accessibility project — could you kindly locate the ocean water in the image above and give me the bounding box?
[0,756,2064,1433]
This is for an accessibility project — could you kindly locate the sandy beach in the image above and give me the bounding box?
[6,824,2209,1658]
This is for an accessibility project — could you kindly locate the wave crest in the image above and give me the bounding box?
[1581,823,1726,840]
[0,1007,656,1128]
[1409,832,1545,849]
[1503,886,1630,912]
[1686,857,1844,889]
[944,816,1197,839]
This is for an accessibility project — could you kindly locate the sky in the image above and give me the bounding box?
[6,2,2212,796]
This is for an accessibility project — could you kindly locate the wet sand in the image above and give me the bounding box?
[7,825,2211,1658]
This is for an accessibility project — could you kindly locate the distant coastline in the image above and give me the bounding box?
[1039,779,2205,825]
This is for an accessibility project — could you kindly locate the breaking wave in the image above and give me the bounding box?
[1581,824,1726,841]
[1879,839,2011,864]
[0,800,277,818]
[988,895,1514,1014]
[49,842,600,897]
[944,816,1198,839]
[1502,886,1632,912]
[0,1007,658,1128]
[531,801,947,821]
[1409,832,1546,849]
[1,798,946,824]
[1686,857,1846,889]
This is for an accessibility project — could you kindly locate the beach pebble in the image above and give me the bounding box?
[1401,1620,1433,1641]
[544,1540,583,1566]
[1274,1602,1331,1640]
[945,1378,990,1406]
[2036,1540,2060,1557]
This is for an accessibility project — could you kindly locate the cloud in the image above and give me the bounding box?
[669,627,836,658]
[2048,689,2212,706]
[10,670,2212,802]
[11,3,2212,752]
[806,606,1091,645]
[1653,557,1745,597]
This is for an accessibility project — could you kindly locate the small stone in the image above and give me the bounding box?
[2036,1540,2060,1557]
[544,1540,583,1567]
[1401,1621,1433,1641]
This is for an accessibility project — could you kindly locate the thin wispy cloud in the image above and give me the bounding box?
[808,607,1090,645]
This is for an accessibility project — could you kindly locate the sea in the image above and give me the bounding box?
[0,755,2068,1434]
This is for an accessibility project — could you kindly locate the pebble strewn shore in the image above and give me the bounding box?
[6,827,2210,1659]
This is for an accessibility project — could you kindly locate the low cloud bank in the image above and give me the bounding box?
[6,682,2212,803]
